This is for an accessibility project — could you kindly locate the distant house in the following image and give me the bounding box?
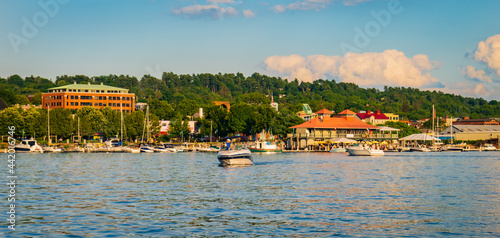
[384,113,400,122]
[336,109,357,118]
[159,120,197,135]
[356,111,389,125]
[297,104,317,122]
[135,102,148,111]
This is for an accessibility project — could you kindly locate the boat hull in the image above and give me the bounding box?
[409,147,431,152]
[330,148,347,153]
[347,147,384,156]
[217,149,253,166]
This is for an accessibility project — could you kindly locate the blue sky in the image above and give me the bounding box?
[1,0,500,100]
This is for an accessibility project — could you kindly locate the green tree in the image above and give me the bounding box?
[149,99,175,120]
[49,108,74,140]
[21,107,41,139]
[168,114,190,141]
[15,95,30,105]
[384,121,421,138]
[75,107,105,138]
[0,107,23,137]
[124,110,144,140]
[100,107,120,138]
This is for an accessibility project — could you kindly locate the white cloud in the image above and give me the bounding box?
[472,34,500,76]
[207,0,236,3]
[172,4,238,19]
[461,65,491,83]
[264,50,442,88]
[243,9,255,18]
[272,0,371,12]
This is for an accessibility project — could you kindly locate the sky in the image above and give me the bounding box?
[1,0,500,100]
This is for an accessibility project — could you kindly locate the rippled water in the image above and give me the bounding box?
[3,151,500,237]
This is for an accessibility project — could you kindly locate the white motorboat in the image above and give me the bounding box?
[217,147,253,166]
[330,147,347,153]
[123,146,141,153]
[153,145,177,153]
[347,146,384,156]
[409,145,431,152]
[139,144,154,153]
[480,144,497,151]
[42,146,63,153]
[15,139,44,153]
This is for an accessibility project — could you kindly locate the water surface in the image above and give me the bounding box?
[3,151,500,237]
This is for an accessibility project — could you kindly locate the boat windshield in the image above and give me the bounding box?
[28,141,36,146]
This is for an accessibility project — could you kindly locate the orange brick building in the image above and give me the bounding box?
[41,83,135,113]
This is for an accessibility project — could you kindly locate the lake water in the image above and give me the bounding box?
[3,151,500,237]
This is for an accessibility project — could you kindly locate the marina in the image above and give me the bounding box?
[5,151,500,237]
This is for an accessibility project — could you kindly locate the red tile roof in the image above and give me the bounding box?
[338,109,356,115]
[315,109,333,114]
[291,116,380,129]
[357,111,389,120]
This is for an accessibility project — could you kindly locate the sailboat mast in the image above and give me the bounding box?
[48,105,50,145]
[121,103,123,144]
[450,116,453,144]
[432,105,435,148]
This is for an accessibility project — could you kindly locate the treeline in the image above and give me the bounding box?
[2,72,500,122]
[0,104,303,141]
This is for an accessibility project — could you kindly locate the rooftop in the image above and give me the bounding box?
[47,83,129,93]
[450,125,500,133]
[357,111,389,120]
[316,109,333,114]
[291,116,380,129]
[338,109,356,115]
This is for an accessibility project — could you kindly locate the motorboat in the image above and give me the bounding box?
[123,146,141,153]
[481,144,497,151]
[15,139,44,153]
[217,146,253,166]
[153,144,177,153]
[440,145,464,152]
[139,144,154,153]
[198,145,220,152]
[42,146,63,153]
[248,141,282,153]
[409,145,431,152]
[347,146,384,156]
[330,147,347,153]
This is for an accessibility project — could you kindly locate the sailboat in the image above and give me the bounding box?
[42,105,61,153]
[140,105,154,153]
[440,117,464,152]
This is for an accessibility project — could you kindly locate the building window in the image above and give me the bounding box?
[94,103,98,106]
[70,102,74,106]
[99,96,102,100]
[85,90,88,92]
[103,103,106,106]
[66,102,68,106]
[99,103,102,106]
[75,102,79,106]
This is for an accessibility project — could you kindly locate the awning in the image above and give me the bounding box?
[330,138,357,143]
[399,133,441,141]
[378,126,401,132]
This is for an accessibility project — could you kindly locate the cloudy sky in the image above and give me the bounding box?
[1,0,500,100]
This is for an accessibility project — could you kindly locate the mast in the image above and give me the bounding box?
[48,105,50,145]
[147,105,150,143]
[120,103,123,145]
[432,105,435,149]
[210,120,213,143]
[78,117,80,140]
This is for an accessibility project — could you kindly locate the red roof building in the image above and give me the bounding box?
[356,111,389,125]
[291,116,379,130]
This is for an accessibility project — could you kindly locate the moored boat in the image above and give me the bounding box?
[330,147,347,153]
[217,147,253,166]
[481,144,497,151]
[139,144,154,153]
[409,145,431,152]
[248,141,282,153]
[347,146,384,156]
[15,139,44,153]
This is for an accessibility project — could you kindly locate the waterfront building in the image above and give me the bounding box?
[454,117,499,126]
[439,125,500,141]
[41,82,135,113]
[357,111,389,125]
[287,109,397,149]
